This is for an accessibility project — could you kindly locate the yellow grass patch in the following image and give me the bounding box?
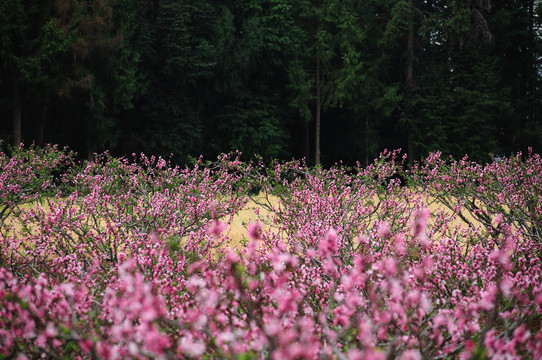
[223,192,282,249]
[223,188,489,251]
[2,189,498,259]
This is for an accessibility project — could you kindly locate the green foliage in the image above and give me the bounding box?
[382,0,414,45]
[412,49,509,161]
[0,143,75,231]
[219,96,287,160]
[1,0,542,164]
[0,0,72,120]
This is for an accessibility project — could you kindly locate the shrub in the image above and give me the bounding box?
[1,146,541,359]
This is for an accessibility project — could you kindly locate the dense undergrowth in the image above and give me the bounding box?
[1,144,541,359]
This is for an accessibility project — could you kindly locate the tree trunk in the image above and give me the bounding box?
[86,136,93,160]
[315,54,321,166]
[304,118,310,160]
[365,114,369,167]
[528,0,535,130]
[12,74,22,146]
[86,117,93,160]
[406,2,414,88]
[406,0,415,162]
[38,101,47,145]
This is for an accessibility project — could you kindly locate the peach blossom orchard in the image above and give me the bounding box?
[1,144,542,359]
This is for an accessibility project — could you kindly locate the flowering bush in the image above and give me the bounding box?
[0,143,75,228]
[1,145,541,359]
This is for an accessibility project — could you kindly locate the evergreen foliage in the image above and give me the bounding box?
[1,0,541,164]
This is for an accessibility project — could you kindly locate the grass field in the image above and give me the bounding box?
[223,189,488,250]
[2,188,490,256]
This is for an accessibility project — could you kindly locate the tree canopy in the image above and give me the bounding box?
[1,0,541,165]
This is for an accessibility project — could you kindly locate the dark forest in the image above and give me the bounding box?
[2,0,541,165]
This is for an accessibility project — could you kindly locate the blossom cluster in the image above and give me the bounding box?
[1,145,541,359]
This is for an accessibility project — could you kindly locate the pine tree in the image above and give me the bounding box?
[0,0,72,145]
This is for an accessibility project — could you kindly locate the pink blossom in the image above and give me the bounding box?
[247,222,262,240]
[399,349,422,360]
[348,349,386,360]
[378,222,391,237]
[318,228,339,258]
[2,147,542,359]
[275,289,299,313]
[357,318,375,347]
[478,284,498,310]
[381,257,398,276]
[500,276,514,297]
[513,324,531,343]
[178,334,206,357]
[393,235,406,255]
[333,304,353,327]
[209,220,227,237]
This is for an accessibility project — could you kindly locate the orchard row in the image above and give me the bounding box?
[1,144,541,359]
